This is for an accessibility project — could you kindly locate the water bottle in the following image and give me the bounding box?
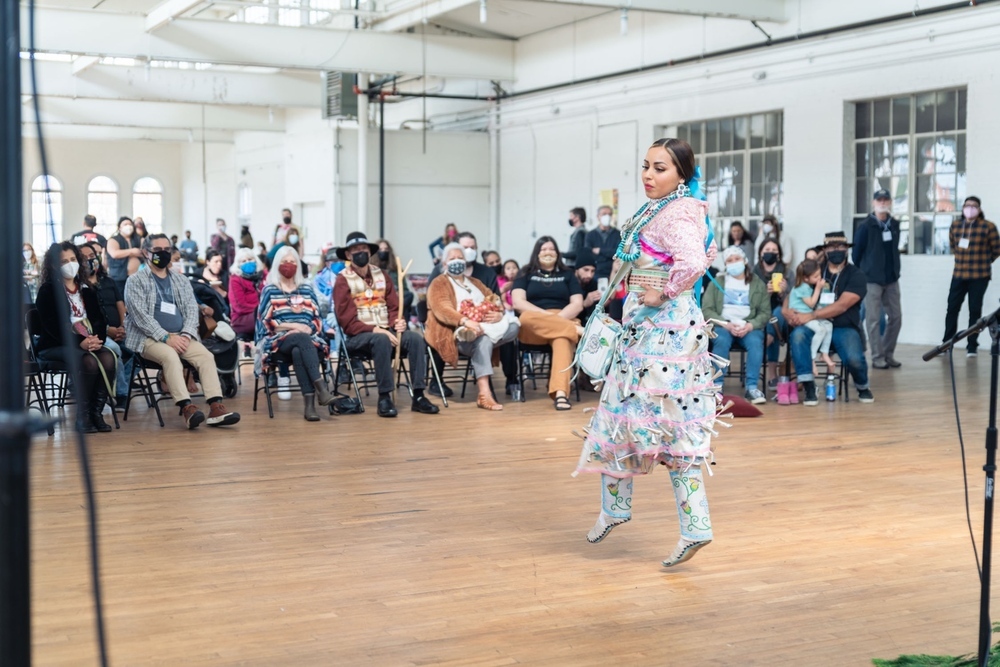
[825,374,837,402]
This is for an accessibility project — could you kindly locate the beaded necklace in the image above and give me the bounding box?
[614,183,691,262]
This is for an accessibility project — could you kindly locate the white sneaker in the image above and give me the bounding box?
[277,376,292,400]
[969,350,978,358]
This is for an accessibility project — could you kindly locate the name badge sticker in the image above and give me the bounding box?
[819,292,836,306]
[160,302,177,315]
[882,230,893,242]
[959,238,971,249]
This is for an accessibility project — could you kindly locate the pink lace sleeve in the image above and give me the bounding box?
[641,198,714,298]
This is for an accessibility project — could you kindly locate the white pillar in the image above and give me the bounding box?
[357,73,368,234]
[488,102,500,251]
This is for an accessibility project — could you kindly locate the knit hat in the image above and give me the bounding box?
[723,245,748,262]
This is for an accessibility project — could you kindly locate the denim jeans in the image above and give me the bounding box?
[712,327,765,391]
[765,306,787,363]
[102,337,131,398]
[789,324,869,389]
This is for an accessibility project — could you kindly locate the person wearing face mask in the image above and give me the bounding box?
[23,243,41,301]
[510,236,584,411]
[425,243,520,411]
[753,240,790,383]
[106,216,144,295]
[481,250,502,274]
[563,207,588,269]
[34,242,118,433]
[753,215,793,274]
[701,246,770,404]
[257,246,335,422]
[228,248,265,344]
[333,232,440,418]
[179,230,199,275]
[852,189,903,369]
[584,205,621,280]
[782,231,872,406]
[210,218,237,280]
[944,196,1000,357]
[266,224,308,277]
[273,208,294,246]
[124,234,240,429]
[372,239,413,321]
[428,223,459,265]
[82,242,132,410]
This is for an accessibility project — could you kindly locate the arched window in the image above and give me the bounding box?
[87,176,119,239]
[132,177,163,234]
[31,175,63,252]
[238,181,252,223]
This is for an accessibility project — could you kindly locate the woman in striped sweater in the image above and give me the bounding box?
[256,246,335,421]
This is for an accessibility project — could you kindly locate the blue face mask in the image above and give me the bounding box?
[240,261,257,275]
[726,261,746,277]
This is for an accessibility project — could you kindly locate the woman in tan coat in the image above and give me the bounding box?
[426,243,519,410]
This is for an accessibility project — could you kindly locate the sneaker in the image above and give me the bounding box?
[872,360,890,369]
[802,381,818,407]
[969,350,978,358]
[206,401,240,426]
[886,358,902,368]
[767,377,778,389]
[277,375,292,400]
[411,395,440,414]
[428,382,453,398]
[857,388,875,403]
[745,388,766,405]
[181,403,205,429]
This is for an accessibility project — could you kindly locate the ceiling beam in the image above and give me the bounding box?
[26,97,286,132]
[523,0,788,22]
[21,123,235,143]
[22,6,516,80]
[25,60,321,108]
[145,0,203,32]
[70,56,100,75]
[373,0,478,33]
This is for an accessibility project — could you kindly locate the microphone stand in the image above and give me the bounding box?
[924,304,1000,667]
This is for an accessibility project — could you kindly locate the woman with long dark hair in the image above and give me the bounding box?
[575,138,720,568]
[34,242,117,433]
[106,216,143,294]
[510,236,583,410]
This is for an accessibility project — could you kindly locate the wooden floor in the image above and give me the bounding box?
[27,345,998,666]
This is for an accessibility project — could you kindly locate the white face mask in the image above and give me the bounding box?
[23,250,32,261]
[288,234,299,245]
[60,262,79,279]
[218,225,227,234]
[120,225,134,236]
[462,247,477,263]
[874,203,891,215]
[598,214,612,227]
[761,223,774,235]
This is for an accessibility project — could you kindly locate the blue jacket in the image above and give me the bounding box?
[852,213,901,285]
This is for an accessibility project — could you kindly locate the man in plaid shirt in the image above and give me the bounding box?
[943,196,1000,357]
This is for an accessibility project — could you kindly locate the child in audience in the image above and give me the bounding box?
[789,259,835,376]
[498,259,519,311]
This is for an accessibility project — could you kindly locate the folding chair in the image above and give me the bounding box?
[516,341,581,402]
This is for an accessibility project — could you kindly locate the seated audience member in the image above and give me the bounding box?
[574,253,601,322]
[481,251,502,272]
[240,225,254,250]
[498,259,519,312]
[267,225,308,277]
[428,223,459,265]
[510,236,584,411]
[81,242,131,409]
[787,258,836,376]
[726,222,755,271]
[754,215,794,272]
[753,238,790,382]
[124,234,240,429]
[257,246,335,422]
[229,247,264,344]
[256,241,269,268]
[313,247,344,316]
[333,232,439,418]
[202,249,228,301]
[426,243,519,411]
[804,245,824,263]
[35,242,118,433]
[702,246,769,405]
[782,231,873,406]
[23,242,41,300]
[372,238,413,321]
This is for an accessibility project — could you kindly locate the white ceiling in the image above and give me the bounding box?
[434,0,608,39]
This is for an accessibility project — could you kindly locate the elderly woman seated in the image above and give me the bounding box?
[510,236,584,411]
[256,246,335,421]
[426,243,519,411]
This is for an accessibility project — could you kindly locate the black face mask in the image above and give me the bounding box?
[377,250,390,261]
[282,216,292,224]
[352,252,370,268]
[568,218,575,227]
[826,250,847,266]
[87,258,100,274]
[149,249,172,269]
[761,252,778,265]
[492,264,503,275]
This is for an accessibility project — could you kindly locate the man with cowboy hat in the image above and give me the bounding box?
[782,231,874,406]
[333,232,440,418]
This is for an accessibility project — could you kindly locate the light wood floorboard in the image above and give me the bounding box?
[27,345,996,665]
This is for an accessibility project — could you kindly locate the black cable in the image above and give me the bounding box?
[28,2,110,665]
[949,346,983,580]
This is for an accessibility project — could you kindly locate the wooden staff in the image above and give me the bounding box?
[393,256,414,374]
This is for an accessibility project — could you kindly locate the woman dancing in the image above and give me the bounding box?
[576,137,720,568]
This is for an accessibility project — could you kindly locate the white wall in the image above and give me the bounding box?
[496,3,1000,345]
[180,142,237,249]
[22,138,183,245]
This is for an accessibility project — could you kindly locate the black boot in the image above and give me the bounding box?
[303,393,320,422]
[90,384,113,433]
[313,379,336,407]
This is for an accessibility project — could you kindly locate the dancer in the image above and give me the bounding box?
[576,137,720,568]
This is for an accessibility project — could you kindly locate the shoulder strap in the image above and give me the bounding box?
[596,260,632,311]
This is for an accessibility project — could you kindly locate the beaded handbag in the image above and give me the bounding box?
[574,260,632,380]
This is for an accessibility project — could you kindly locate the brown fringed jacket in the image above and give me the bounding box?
[425,273,502,367]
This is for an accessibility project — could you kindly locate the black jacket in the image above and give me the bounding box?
[34,281,107,352]
[584,227,622,279]
[852,213,901,285]
[563,227,588,268]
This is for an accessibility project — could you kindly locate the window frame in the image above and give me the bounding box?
[131,176,165,235]
[86,174,120,240]
[30,174,64,252]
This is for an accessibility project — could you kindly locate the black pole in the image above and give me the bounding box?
[0,0,32,663]
[979,323,999,667]
[379,93,385,240]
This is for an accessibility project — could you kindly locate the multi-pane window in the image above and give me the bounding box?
[132,177,164,234]
[853,88,967,255]
[675,111,783,243]
[31,174,63,252]
[87,176,119,239]
[238,182,252,223]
